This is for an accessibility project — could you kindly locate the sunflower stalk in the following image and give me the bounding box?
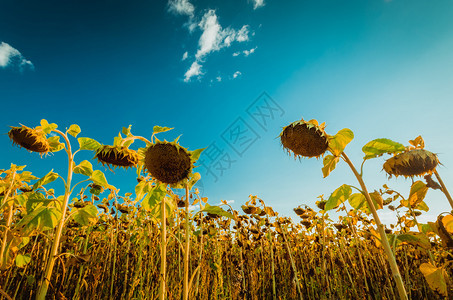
[434,170,453,210]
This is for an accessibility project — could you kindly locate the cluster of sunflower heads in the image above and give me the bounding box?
[383,136,439,178]
[280,118,328,159]
[8,125,50,154]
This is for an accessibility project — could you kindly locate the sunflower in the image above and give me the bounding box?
[94,145,139,170]
[280,118,328,158]
[144,141,192,184]
[8,125,50,154]
[383,149,438,178]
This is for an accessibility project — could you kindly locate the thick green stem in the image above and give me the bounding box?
[37,130,73,300]
[341,152,408,300]
[434,170,453,210]
[159,196,167,300]
[183,184,190,300]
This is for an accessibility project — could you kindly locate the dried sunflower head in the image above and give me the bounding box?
[94,145,139,170]
[383,149,438,178]
[144,141,192,184]
[280,118,328,158]
[8,125,50,154]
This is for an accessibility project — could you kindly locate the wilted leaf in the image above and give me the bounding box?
[73,160,93,177]
[397,232,431,249]
[328,128,354,156]
[415,201,429,212]
[78,137,101,151]
[202,203,235,219]
[442,214,453,234]
[325,184,351,211]
[322,155,339,178]
[362,138,405,160]
[419,263,448,297]
[67,124,81,138]
[407,181,428,207]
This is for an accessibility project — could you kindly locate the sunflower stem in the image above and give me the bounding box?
[434,170,453,210]
[183,183,190,300]
[159,195,167,300]
[0,169,17,267]
[341,152,408,300]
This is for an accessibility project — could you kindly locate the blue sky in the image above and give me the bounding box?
[1,0,453,224]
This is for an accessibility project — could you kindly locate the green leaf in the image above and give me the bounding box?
[325,184,351,211]
[48,136,65,152]
[15,254,31,268]
[190,148,206,162]
[322,155,339,178]
[73,160,93,177]
[33,170,59,190]
[19,171,38,182]
[397,232,431,249]
[135,180,150,201]
[348,193,367,211]
[415,201,429,212]
[25,192,51,213]
[16,205,62,235]
[153,126,173,134]
[78,137,102,151]
[201,203,235,219]
[90,170,115,190]
[362,138,406,160]
[142,184,166,211]
[122,125,132,136]
[40,119,58,134]
[67,124,81,138]
[328,128,354,156]
[72,204,98,226]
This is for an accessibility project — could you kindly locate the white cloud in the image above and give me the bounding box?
[0,42,34,71]
[232,52,240,57]
[244,46,257,56]
[216,76,222,82]
[195,10,250,59]
[233,71,242,78]
[168,0,195,16]
[184,61,203,82]
[182,51,188,61]
[252,0,265,9]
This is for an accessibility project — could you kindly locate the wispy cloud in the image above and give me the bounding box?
[233,46,257,57]
[233,71,242,78]
[184,61,203,82]
[168,0,195,16]
[183,10,251,81]
[0,42,34,71]
[182,51,188,61]
[252,0,265,9]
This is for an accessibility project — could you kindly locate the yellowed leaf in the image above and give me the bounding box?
[419,263,448,297]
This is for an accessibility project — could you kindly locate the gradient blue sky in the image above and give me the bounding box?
[1,0,453,224]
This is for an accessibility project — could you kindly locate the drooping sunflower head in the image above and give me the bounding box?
[280,118,328,158]
[94,145,139,170]
[144,141,192,184]
[8,125,50,154]
[383,149,438,178]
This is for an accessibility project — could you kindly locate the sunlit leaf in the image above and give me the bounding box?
[67,124,81,138]
[72,204,98,226]
[415,201,429,212]
[348,193,366,211]
[78,137,102,151]
[33,170,59,190]
[48,136,65,152]
[142,184,166,211]
[73,160,93,177]
[401,181,428,208]
[16,205,61,236]
[135,180,150,201]
[15,254,31,268]
[190,148,206,162]
[362,138,405,160]
[202,203,235,219]
[322,155,339,178]
[442,214,453,234]
[325,184,351,211]
[40,119,58,134]
[90,170,115,190]
[419,263,448,297]
[369,191,384,210]
[328,129,354,156]
[153,126,173,134]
